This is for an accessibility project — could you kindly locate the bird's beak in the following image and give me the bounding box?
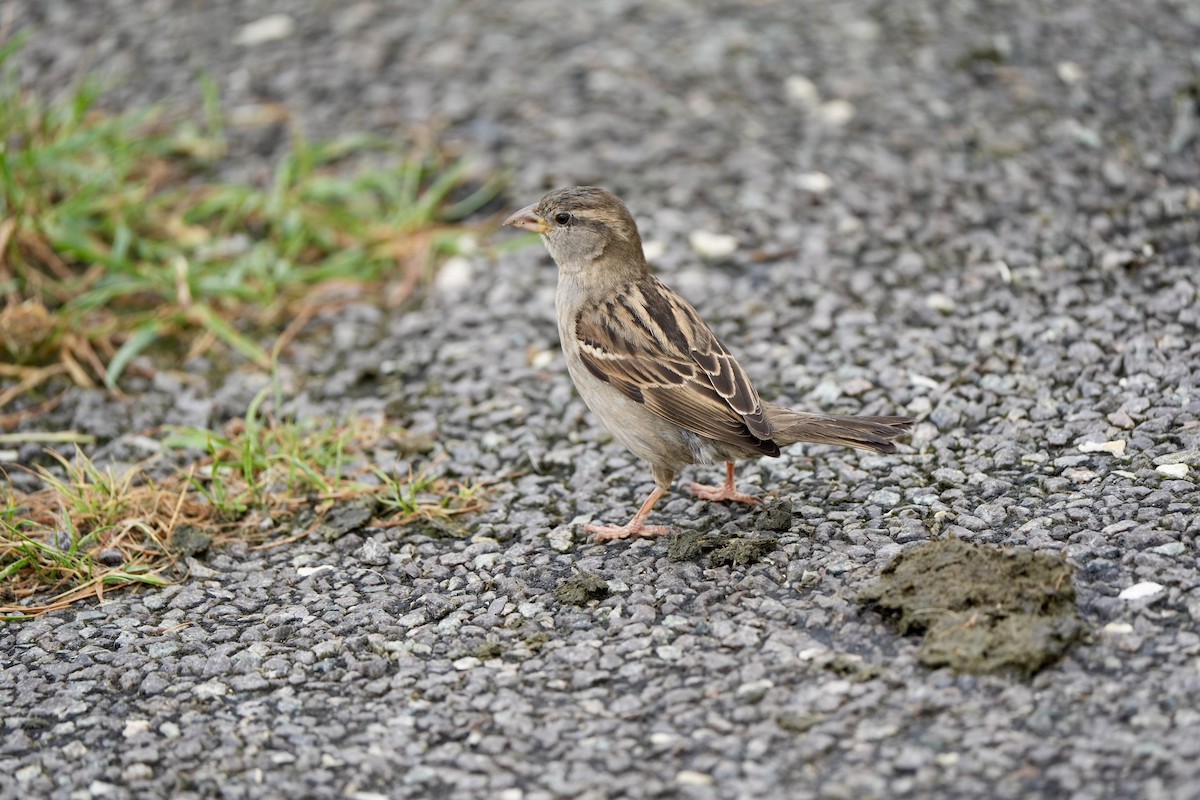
[503,203,548,234]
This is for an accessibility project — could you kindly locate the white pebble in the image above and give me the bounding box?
[675,771,715,787]
[547,526,574,552]
[784,75,820,105]
[1078,439,1126,456]
[655,645,683,661]
[454,233,479,255]
[527,347,555,370]
[795,171,834,193]
[1100,249,1136,270]
[819,99,856,125]
[649,732,678,747]
[234,14,295,45]
[641,240,667,263]
[1057,61,1085,85]
[1156,463,1190,479]
[925,292,956,313]
[473,552,500,571]
[836,215,863,234]
[122,719,151,738]
[434,256,473,293]
[842,377,874,396]
[193,680,228,699]
[1118,582,1164,601]
[1154,450,1200,466]
[688,230,738,259]
[909,372,942,390]
[517,601,544,617]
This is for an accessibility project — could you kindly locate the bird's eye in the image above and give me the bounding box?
[553,212,572,225]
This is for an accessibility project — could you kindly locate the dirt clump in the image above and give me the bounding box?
[858,537,1088,678]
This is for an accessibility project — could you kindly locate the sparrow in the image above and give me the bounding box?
[504,187,913,541]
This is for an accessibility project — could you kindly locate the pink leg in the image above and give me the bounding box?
[585,486,673,541]
[690,462,760,505]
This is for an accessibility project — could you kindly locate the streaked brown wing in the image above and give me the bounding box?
[574,277,778,457]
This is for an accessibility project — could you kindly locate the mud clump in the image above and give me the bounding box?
[754,498,794,532]
[667,529,729,561]
[711,536,777,567]
[777,712,822,734]
[170,525,212,557]
[555,571,610,606]
[471,640,504,659]
[858,537,1088,678]
[823,654,883,683]
[668,529,776,566]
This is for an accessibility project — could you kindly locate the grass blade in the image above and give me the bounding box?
[105,321,162,389]
[186,303,270,367]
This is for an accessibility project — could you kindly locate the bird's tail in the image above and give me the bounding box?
[764,403,914,454]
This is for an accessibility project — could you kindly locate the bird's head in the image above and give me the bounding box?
[504,186,646,276]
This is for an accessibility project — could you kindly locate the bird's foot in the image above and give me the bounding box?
[585,521,673,542]
[689,482,761,505]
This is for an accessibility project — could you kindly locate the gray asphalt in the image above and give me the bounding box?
[3,1,1199,798]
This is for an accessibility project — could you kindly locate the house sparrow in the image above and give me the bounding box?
[504,187,913,541]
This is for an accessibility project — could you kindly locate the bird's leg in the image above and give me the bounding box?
[690,462,760,505]
[585,486,673,541]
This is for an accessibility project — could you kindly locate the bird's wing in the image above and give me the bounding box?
[573,277,779,457]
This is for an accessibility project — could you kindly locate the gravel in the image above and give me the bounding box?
[3,1,1200,799]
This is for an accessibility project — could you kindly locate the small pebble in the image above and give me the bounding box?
[926,293,957,313]
[819,99,856,125]
[675,771,715,787]
[1118,582,1165,601]
[434,256,474,294]
[1078,440,1126,456]
[357,537,391,566]
[1156,463,1190,479]
[735,679,774,703]
[796,172,833,193]
[234,14,295,45]
[1057,61,1085,84]
[784,75,820,105]
[122,719,151,738]
[688,230,738,259]
[641,240,667,262]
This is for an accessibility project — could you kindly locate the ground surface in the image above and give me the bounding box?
[3,1,1200,798]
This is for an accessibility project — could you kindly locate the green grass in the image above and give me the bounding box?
[0,39,499,618]
[2,396,485,619]
[162,386,484,525]
[1,452,186,619]
[0,36,502,399]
